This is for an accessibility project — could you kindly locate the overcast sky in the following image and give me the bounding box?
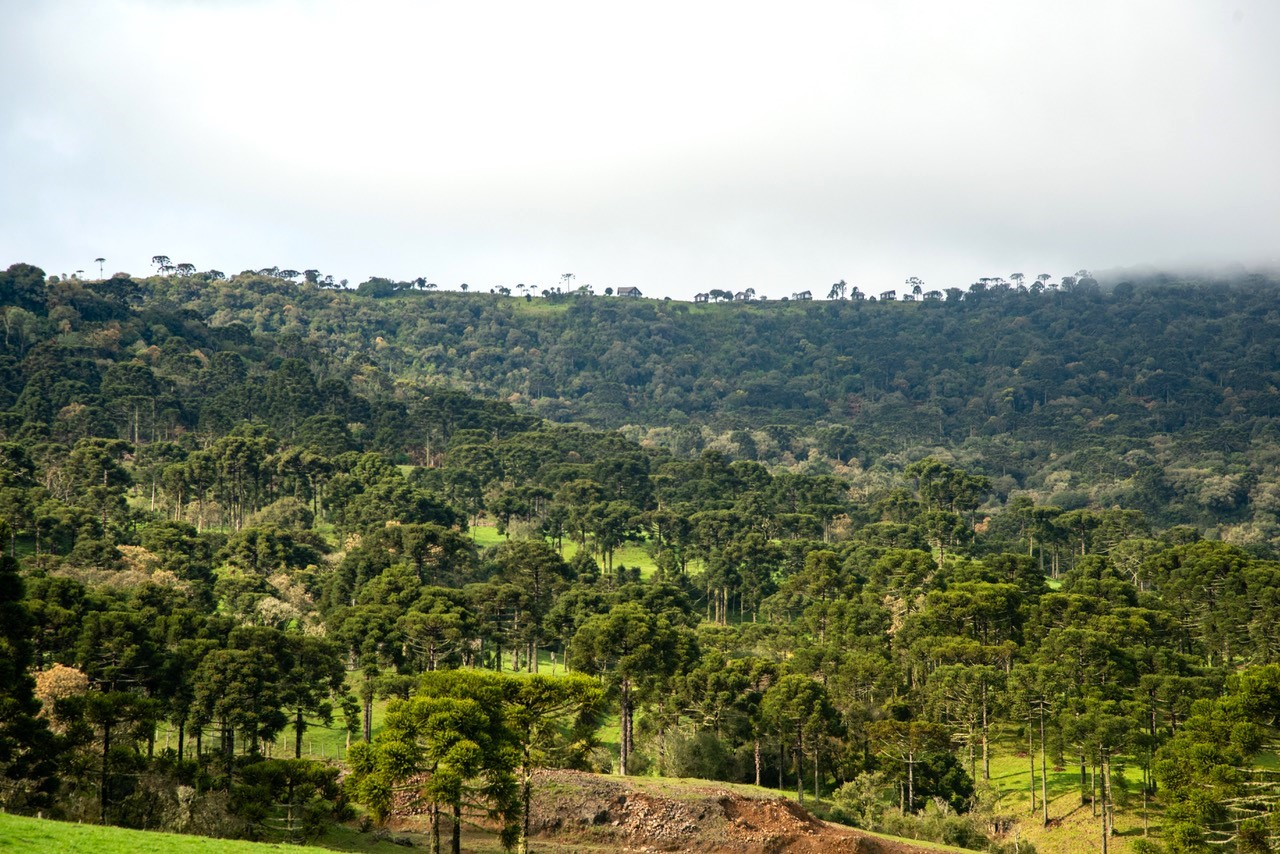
[2,1,1277,298]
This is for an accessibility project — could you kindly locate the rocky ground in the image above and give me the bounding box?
[521,769,948,853]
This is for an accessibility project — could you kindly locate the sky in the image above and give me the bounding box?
[2,1,1278,299]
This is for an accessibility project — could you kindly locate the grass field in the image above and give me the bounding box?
[0,812,335,853]
[470,521,704,582]
[977,730,1162,853]
[0,811,513,854]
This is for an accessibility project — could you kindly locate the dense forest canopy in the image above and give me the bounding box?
[130,266,1280,438]
[10,262,1280,539]
[3,260,1280,853]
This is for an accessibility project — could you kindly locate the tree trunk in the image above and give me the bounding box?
[1091,761,1097,816]
[795,738,803,805]
[520,764,532,854]
[981,682,990,781]
[1028,708,1036,814]
[1142,758,1149,837]
[452,801,462,854]
[907,749,915,813]
[1100,750,1109,854]
[1080,753,1087,807]
[619,680,630,776]
[623,684,636,774]
[1039,704,1049,826]
[1103,750,1113,840]
[754,740,761,787]
[224,717,234,783]
[657,702,668,775]
[813,745,820,800]
[295,708,305,758]
[100,720,112,823]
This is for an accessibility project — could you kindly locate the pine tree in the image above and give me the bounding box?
[0,544,59,810]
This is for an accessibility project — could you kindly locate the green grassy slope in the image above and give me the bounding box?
[972,731,1162,853]
[0,813,332,854]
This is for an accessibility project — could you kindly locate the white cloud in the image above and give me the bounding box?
[2,0,1277,291]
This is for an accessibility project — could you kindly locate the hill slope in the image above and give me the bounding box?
[135,268,1280,445]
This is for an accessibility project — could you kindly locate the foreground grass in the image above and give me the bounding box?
[0,812,332,853]
[0,812,492,853]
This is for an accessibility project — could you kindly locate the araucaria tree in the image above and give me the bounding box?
[0,546,59,810]
[568,602,695,775]
[347,670,519,854]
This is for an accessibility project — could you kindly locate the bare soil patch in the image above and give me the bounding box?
[524,769,945,853]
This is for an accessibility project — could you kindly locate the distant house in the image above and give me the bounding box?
[616,286,643,298]
[734,290,753,301]
[792,290,812,301]
[694,292,710,303]
[879,290,897,301]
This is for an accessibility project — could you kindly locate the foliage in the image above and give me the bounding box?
[8,261,1280,851]
[0,548,59,810]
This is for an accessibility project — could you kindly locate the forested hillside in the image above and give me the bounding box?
[135,268,1280,440]
[3,261,1280,853]
[65,264,1280,539]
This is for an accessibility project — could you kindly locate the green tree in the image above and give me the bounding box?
[1009,662,1058,825]
[492,540,571,671]
[0,262,48,313]
[0,548,59,811]
[279,634,348,759]
[236,758,345,841]
[347,673,518,854]
[61,689,159,824]
[328,604,402,741]
[761,674,840,804]
[498,672,603,854]
[398,589,474,672]
[868,716,955,814]
[192,646,287,780]
[65,438,132,533]
[568,602,695,775]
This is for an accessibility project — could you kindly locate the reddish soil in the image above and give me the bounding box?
[525,769,942,854]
